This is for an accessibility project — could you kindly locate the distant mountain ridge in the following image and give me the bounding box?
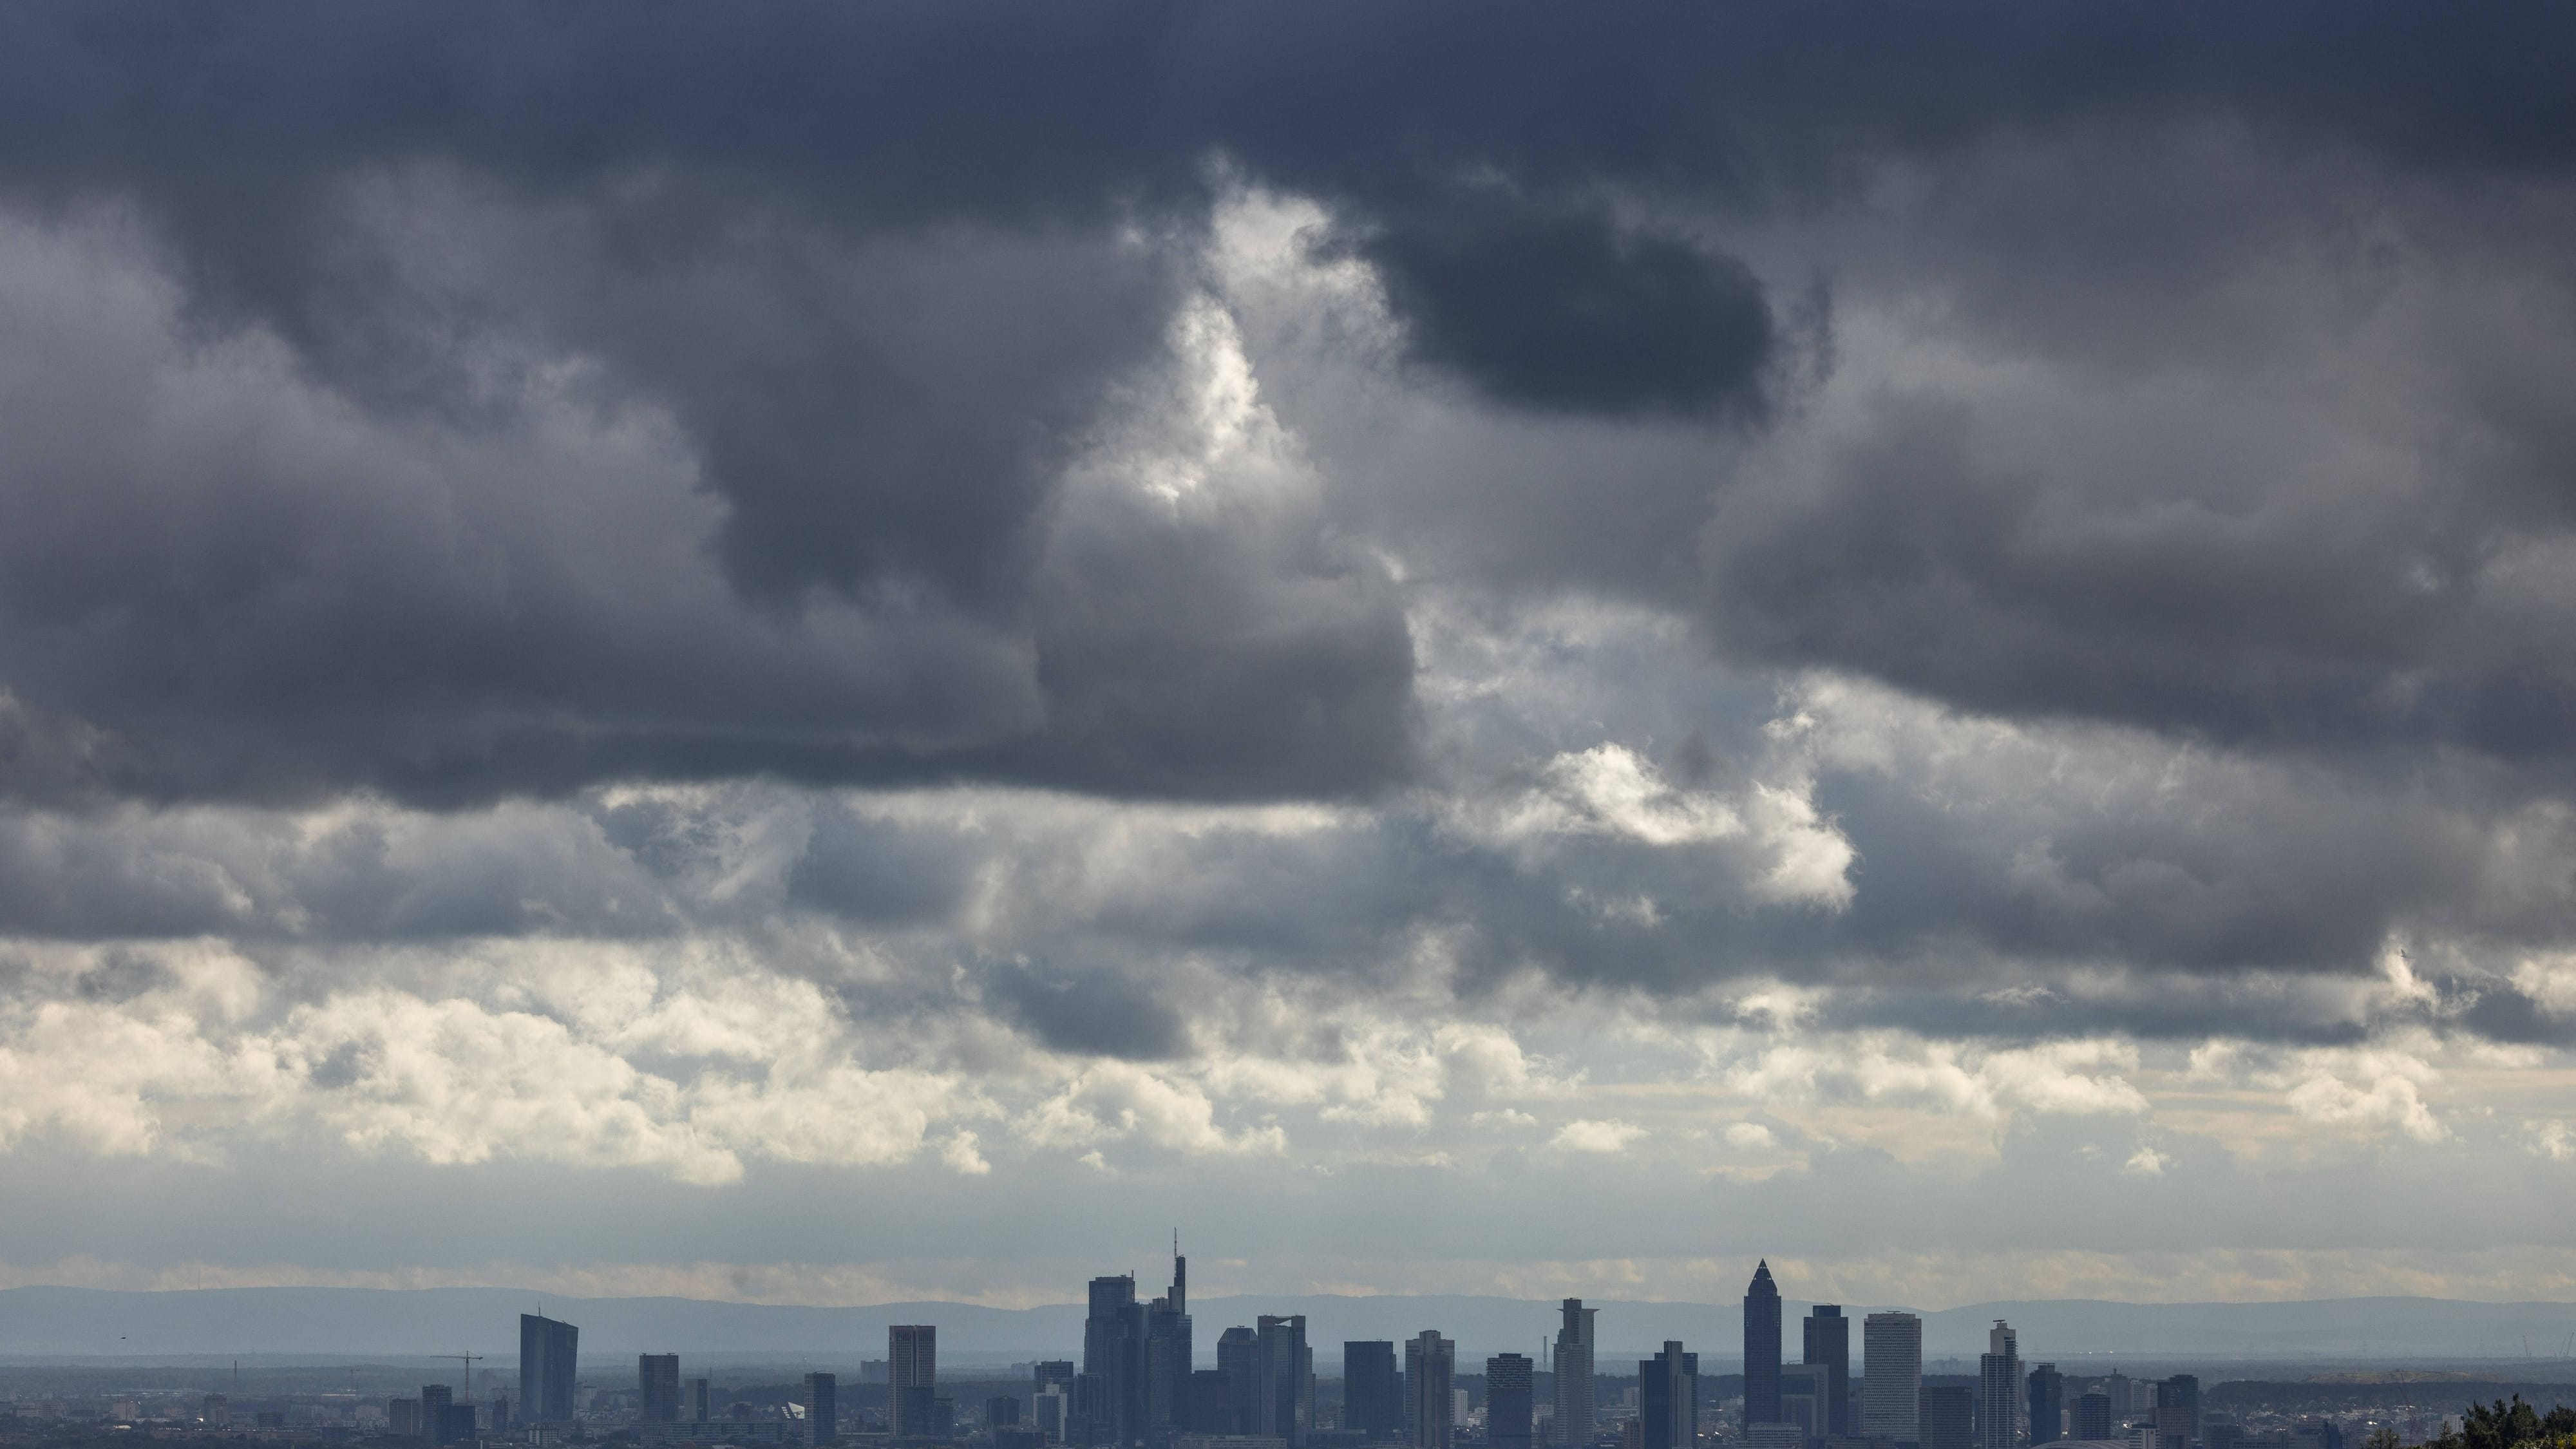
[4,1286,2575,1364]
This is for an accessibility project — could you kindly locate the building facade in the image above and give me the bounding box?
[520,1314,580,1425]
[891,1325,938,1437]
[1638,1343,1697,1449]
[1803,1306,1850,1437]
[2027,1365,2063,1446]
[1487,1354,1535,1449]
[1553,1300,1596,1446]
[803,1373,837,1448]
[641,1356,682,1424]
[1977,1321,2020,1449]
[1403,1332,1454,1449]
[1861,1312,1922,1442]
[1346,1342,1403,1439]
[1743,1264,1783,1426]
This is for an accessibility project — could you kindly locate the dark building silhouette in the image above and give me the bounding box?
[1553,1300,1596,1447]
[641,1356,682,1423]
[1255,1314,1312,1447]
[1743,1262,1783,1425]
[1083,1276,1143,1445]
[1345,1342,1403,1439]
[2028,1365,2063,1446]
[804,1372,838,1446]
[2158,1377,2199,1446]
[386,1399,420,1437]
[1186,1371,1234,1435]
[433,1406,477,1446]
[421,1385,453,1437]
[520,1314,580,1425]
[1217,1329,1261,1435]
[892,1325,937,1437]
[1803,1305,1850,1437]
[1405,1331,1454,1449]
[990,1397,1023,1428]
[1638,1343,1697,1449]
[2074,1393,2113,1442]
[1145,1249,1192,1441]
[1488,1354,1534,1449]
[692,1378,711,1425]
[1923,1386,1975,1449]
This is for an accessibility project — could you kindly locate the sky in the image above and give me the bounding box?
[4,2,2576,1315]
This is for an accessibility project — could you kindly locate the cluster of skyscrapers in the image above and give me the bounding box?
[388,1263,2213,1449]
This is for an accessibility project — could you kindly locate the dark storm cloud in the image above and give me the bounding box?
[1338,199,1777,420]
[984,961,1192,1063]
[1,1,2573,809]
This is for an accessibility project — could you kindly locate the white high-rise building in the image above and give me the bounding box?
[1862,1312,1922,1441]
[1977,1321,2020,1449]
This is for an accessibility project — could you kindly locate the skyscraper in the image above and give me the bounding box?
[1861,1313,1922,1442]
[1254,1315,1312,1448]
[2073,1394,2113,1443]
[1923,1387,1974,1449]
[1487,1355,1535,1449]
[1083,1276,1144,1446]
[1346,1343,1403,1439]
[1552,1300,1597,1447]
[421,1385,455,1446]
[1780,1367,1824,1442]
[804,1373,839,1447]
[2157,1378,2199,1447]
[1145,1249,1193,1441]
[1743,1263,1783,1426]
[641,1356,682,1423]
[1217,1329,1260,1436]
[693,1378,712,1425]
[1638,1343,1697,1449]
[1404,1332,1455,1449]
[1977,1321,2020,1449]
[520,1314,580,1425]
[1803,1306,1850,1437]
[892,1325,937,1438]
[2027,1367,2063,1447]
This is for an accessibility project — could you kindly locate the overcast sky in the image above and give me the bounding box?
[4,2,2576,1313]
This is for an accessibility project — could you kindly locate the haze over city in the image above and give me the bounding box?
[6,0,2576,1406]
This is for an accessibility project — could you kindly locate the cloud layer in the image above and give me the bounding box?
[1,1,2574,1304]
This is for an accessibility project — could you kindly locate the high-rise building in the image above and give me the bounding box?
[1254,1315,1313,1448]
[1780,1367,1824,1443]
[1035,1363,1075,1396]
[1803,1306,1850,1437]
[641,1356,683,1424]
[1743,1264,1783,1426]
[1184,1372,1232,1436]
[990,1398,1023,1428]
[1083,1276,1144,1446]
[2073,1394,2113,1442]
[1861,1313,1922,1442]
[1145,1249,1193,1442]
[1638,1343,1696,1449]
[1923,1387,1975,1449]
[1404,1332,1455,1449]
[421,1385,453,1428]
[2156,1378,2199,1446]
[521,1314,580,1425]
[1217,1329,1261,1436]
[1978,1321,2020,1449]
[1036,1387,1071,1443]
[805,1372,838,1446]
[892,1325,937,1437]
[1347,1343,1404,1439]
[692,1378,712,1425]
[1488,1355,1535,1449]
[2028,1366,2063,1446]
[1553,1300,1596,1446]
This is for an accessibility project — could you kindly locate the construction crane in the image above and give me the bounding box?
[442,1354,485,1392]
